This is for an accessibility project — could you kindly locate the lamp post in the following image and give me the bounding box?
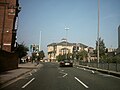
[65,27,69,59]
[36,52,39,64]
[97,0,100,68]
[39,31,42,51]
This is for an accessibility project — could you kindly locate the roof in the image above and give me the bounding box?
[78,43,88,48]
[47,41,88,48]
[47,43,57,47]
[88,47,94,49]
[57,41,73,46]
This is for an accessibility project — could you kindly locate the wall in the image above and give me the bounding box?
[0,0,18,52]
[0,50,18,72]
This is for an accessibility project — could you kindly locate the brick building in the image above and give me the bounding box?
[0,0,21,52]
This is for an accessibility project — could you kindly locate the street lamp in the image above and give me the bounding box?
[36,53,39,64]
[39,31,42,51]
[65,27,69,59]
[97,0,100,68]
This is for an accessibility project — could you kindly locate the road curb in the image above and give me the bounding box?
[0,69,32,88]
[0,63,43,88]
[77,65,120,78]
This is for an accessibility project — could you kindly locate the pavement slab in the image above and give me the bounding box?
[0,62,43,87]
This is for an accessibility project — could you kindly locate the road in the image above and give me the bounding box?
[1,62,120,90]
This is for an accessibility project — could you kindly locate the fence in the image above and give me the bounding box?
[79,61,120,72]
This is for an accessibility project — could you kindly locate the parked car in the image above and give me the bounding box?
[59,60,73,67]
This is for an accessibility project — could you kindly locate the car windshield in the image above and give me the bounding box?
[0,0,120,90]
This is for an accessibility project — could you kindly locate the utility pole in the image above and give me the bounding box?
[97,0,100,68]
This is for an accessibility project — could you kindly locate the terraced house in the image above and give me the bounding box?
[47,39,91,62]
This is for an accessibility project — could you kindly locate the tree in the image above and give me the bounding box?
[67,53,73,60]
[15,43,29,63]
[38,50,45,60]
[56,54,66,62]
[32,50,45,62]
[78,50,88,61]
[96,37,106,60]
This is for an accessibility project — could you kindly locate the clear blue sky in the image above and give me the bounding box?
[18,0,120,54]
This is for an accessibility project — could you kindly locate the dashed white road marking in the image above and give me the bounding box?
[62,73,68,77]
[22,78,35,89]
[29,72,32,75]
[59,71,68,77]
[74,77,89,89]
[34,69,37,72]
[92,70,95,74]
[77,67,95,74]
[76,67,85,70]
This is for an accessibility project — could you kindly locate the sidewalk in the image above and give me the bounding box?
[0,62,43,87]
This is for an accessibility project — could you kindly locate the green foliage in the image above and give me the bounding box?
[15,43,29,59]
[96,37,106,58]
[67,53,73,60]
[38,50,45,60]
[95,38,120,63]
[101,55,120,63]
[77,50,88,60]
[111,55,120,63]
[56,53,73,62]
[32,53,36,60]
[56,54,66,62]
[32,50,45,60]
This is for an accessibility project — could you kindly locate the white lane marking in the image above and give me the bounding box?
[59,71,68,77]
[22,78,35,88]
[34,69,37,72]
[77,67,95,74]
[58,67,60,70]
[76,67,85,70]
[74,77,89,89]
[63,73,68,77]
[29,72,32,75]
[92,70,95,74]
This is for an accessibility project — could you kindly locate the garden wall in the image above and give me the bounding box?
[0,50,18,72]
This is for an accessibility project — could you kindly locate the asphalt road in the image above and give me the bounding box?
[1,62,120,90]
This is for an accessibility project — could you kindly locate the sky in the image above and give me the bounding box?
[18,0,120,55]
